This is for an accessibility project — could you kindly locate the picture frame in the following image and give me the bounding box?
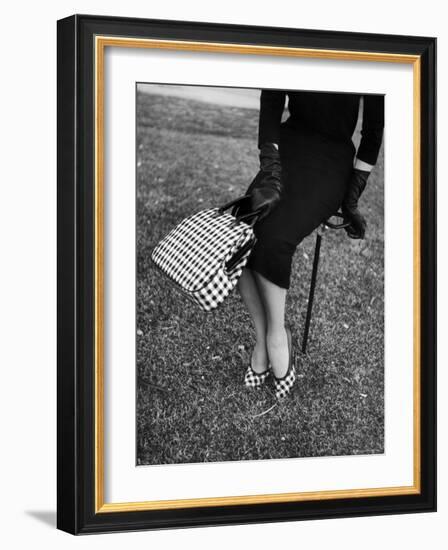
[57,14,436,534]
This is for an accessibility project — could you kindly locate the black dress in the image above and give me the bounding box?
[245,90,384,289]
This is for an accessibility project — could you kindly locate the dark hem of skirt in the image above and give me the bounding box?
[245,261,290,290]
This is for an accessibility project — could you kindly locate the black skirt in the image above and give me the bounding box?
[246,122,355,289]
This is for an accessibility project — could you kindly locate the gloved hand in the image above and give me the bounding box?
[248,142,283,220]
[342,168,370,239]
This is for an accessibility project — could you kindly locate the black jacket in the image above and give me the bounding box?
[258,90,384,166]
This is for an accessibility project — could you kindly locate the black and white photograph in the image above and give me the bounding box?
[136,83,385,466]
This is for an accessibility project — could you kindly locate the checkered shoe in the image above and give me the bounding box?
[244,364,270,388]
[273,328,296,400]
[273,363,296,399]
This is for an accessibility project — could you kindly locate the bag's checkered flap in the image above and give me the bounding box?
[151,208,254,292]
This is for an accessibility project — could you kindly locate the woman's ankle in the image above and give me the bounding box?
[251,340,269,373]
[266,326,287,348]
[266,327,289,378]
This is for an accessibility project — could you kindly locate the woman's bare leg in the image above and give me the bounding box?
[237,268,269,373]
[253,272,289,378]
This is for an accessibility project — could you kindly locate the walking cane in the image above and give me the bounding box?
[301,212,350,354]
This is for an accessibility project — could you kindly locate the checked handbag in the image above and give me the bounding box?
[151,196,262,312]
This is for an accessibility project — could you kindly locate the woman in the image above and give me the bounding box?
[238,89,384,400]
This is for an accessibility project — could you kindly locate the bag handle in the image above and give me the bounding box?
[218,194,250,215]
[218,195,266,226]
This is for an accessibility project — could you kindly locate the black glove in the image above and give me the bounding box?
[342,168,370,239]
[248,142,283,220]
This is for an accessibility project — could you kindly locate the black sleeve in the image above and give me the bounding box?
[356,95,384,165]
[257,90,286,148]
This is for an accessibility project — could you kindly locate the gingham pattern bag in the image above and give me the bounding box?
[151,196,261,312]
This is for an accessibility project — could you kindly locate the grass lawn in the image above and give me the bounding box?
[136,90,384,465]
